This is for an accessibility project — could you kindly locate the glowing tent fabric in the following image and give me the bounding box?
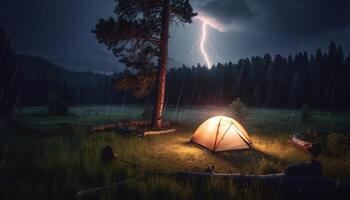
[191,116,253,152]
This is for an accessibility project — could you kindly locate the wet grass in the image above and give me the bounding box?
[0,106,349,199]
[0,131,282,200]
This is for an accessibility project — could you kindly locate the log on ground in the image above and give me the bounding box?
[76,172,350,200]
[289,135,322,156]
[166,172,350,199]
[143,129,176,136]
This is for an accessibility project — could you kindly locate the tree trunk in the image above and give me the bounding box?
[151,0,170,128]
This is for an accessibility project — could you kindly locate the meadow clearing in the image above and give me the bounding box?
[0,106,349,199]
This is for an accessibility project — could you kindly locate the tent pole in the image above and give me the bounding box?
[215,122,233,148]
[213,118,222,152]
[234,126,253,148]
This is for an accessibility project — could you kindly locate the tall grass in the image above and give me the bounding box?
[0,130,133,199]
[1,106,349,199]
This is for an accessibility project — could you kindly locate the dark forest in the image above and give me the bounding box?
[2,31,349,110]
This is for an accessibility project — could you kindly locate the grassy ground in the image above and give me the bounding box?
[0,106,349,199]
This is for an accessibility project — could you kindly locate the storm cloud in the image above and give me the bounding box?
[0,0,119,72]
[198,0,255,24]
[196,0,350,36]
[1,0,350,72]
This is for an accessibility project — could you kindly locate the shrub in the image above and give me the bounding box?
[142,103,153,119]
[46,92,69,116]
[229,97,247,119]
[327,133,350,155]
[300,104,313,126]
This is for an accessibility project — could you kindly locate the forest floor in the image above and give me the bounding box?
[0,106,350,199]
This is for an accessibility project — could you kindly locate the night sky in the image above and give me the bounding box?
[1,0,350,72]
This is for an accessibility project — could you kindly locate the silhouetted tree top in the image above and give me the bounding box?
[0,28,22,116]
[0,29,14,60]
[93,0,196,97]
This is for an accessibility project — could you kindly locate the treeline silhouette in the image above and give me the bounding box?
[1,29,21,116]
[2,28,350,113]
[167,41,350,109]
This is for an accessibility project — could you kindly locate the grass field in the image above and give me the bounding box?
[0,106,349,199]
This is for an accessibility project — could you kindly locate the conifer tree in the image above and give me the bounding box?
[94,0,197,128]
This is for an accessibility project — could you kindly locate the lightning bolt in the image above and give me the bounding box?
[196,15,227,68]
[200,21,212,68]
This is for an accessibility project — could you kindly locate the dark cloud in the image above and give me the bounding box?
[198,0,255,24]
[1,0,350,72]
[198,0,350,36]
[252,0,350,35]
[0,0,119,72]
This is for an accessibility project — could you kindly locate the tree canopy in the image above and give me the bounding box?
[93,0,196,97]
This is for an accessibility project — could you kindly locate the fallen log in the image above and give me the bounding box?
[289,135,322,156]
[90,120,171,132]
[143,129,176,136]
[90,124,116,132]
[116,120,170,128]
[166,172,350,199]
[76,172,350,200]
[116,120,150,128]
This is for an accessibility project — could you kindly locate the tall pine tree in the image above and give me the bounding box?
[94,0,196,128]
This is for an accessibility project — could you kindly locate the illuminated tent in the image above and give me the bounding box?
[191,116,253,152]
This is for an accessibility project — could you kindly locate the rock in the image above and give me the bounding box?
[101,145,116,164]
[205,165,215,174]
[284,159,322,177]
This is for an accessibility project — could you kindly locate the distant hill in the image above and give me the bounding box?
[15,55,75,79]
[12,55,140,106]
[15,55,109,87]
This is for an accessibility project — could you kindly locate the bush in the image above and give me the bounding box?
[46,92,69,116]
[300,104,313,126]
[229,97,247,119]
[142,103,153,119]
[327,133,350,155]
